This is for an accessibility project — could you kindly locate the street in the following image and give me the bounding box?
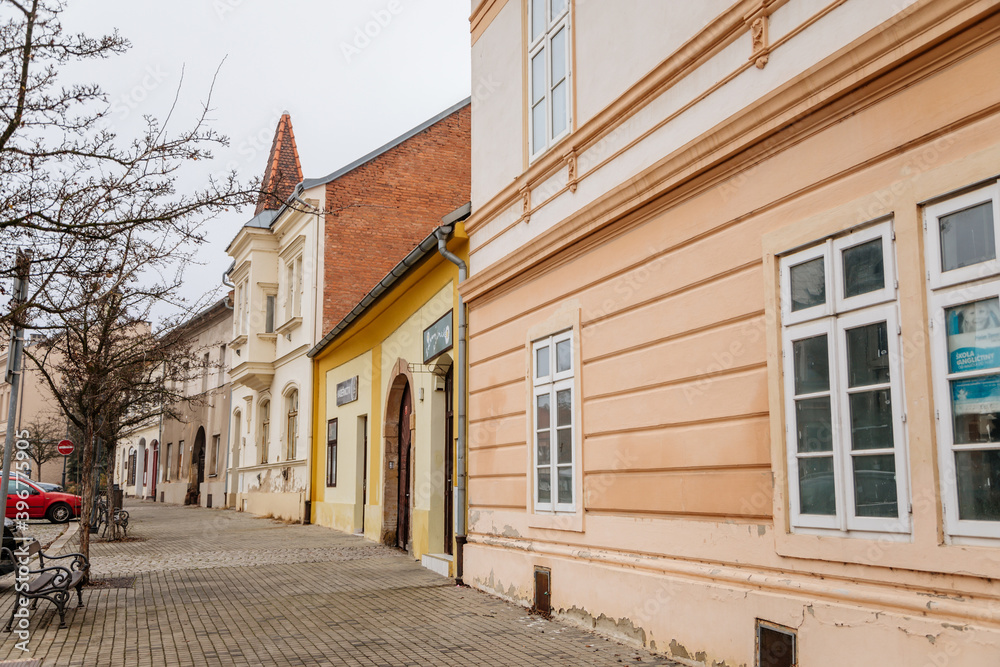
[0,502,678,666]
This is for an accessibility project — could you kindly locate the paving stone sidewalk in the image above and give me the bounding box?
[0,501,678,666]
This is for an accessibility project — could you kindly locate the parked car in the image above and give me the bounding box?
[34,481,63,493]
[3,477,82,523]
[0,518,24,576]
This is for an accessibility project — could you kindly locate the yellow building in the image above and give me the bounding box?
[310,211,468,576]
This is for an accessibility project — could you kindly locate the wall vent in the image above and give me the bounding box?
[533,566,551,616]
[206,494,213,508]
[756,619,796,667]
[159,491,164,503]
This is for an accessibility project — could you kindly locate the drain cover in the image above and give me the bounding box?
[86,577,136,589]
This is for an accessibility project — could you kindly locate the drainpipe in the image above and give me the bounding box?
[435,213,468,585]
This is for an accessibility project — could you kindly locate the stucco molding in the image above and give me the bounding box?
[461,0,999,305]
[470,0,509,45]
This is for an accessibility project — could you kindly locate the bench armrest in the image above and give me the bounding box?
[26,564,74,588]
[40,551,89,573]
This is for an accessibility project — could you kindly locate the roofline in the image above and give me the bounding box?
[307,203,472,359]
[172,297,231,336]
[300,97,471,191]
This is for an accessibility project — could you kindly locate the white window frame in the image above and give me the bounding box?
[528,0,571,160]
[780,219,910,536]
[925,182,1000,290]
[532,330,575,514]
[925,180,1000,541]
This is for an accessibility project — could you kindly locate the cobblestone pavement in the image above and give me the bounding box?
[19,520,69,550]
[0,500,679,666]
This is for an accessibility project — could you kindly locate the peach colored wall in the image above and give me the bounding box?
[464,6,1000,666]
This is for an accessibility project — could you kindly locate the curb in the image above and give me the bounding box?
[47,522,79,556]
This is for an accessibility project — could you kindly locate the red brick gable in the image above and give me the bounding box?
[322,104,471,334]
[255,113,304,215]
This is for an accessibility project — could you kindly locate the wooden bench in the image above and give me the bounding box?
[2,540,89,630]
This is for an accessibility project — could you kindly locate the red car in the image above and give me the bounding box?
[4,477,82,523]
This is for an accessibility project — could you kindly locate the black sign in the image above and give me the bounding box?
[336,376,358,406]
[423,311,453,363]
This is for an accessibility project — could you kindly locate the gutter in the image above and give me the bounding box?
[434,203,471,585]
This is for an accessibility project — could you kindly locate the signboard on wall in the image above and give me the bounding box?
[423,311,453,363]
[336,376,359,406]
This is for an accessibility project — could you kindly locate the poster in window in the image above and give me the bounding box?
[946,299,1000,373]
[951,375,1000,417]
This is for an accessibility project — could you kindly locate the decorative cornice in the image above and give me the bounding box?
[461,0,999,304]
[471,0,509,46]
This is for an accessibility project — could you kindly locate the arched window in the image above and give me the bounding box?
[128,448,137,486]
[286,390,299,460]
[259,400,270,464]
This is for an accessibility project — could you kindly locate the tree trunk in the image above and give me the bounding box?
[77,423,94,561]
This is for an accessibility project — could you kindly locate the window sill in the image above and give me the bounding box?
[275,317,302,336]
[257,333,277,341]
[527,510,583,533]
[230,334,248,348]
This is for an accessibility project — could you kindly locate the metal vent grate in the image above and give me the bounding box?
[533,566,551,616]
[207,494,213,508]
[757,620,796,667]
[87,577,136,589]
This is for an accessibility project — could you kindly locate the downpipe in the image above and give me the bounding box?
[435,225,467,584]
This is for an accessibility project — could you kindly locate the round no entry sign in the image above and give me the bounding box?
[57,440,74,456]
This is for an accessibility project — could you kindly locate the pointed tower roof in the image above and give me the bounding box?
[255,111,304,215]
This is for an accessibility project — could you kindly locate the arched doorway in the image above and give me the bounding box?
[381,359,415,551]
[188,427,206,506]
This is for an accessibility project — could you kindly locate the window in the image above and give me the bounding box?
[265,294,276,333]
[532,331,575,512]
[780,220,908,535]
[164,442,173,482]
[218,345,226,387]
[259,400,270,464]
[286,390,299,460]
[283,256,304,321]
[326,418,338,487]
[177,440,184,480]
[211,434,221,476]
[128,449,137,486]
[529,0,571,158]
[925,181,1000,539]
[201,352,210,393]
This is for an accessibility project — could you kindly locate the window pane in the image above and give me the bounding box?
[798,456,836,515]
[955,449,1000,521]
[555,339,571,373]
[551,81,568,137]
[537,466,551,504]
[327,420,337,441]
[843,238,885,298]
[849,389,894,451]
[853,454,898,518]
[532,100,546,154]
[551,28,566,83]
[946,298,1000,373]
[940,201,995,272]
[792,334,829,395]
[951,375,1000,445]
[795,397,832,453]
[531,51,546,103]
[536,345,550,378]
[556,389,571,427]
[265,295,275,333]
[537,430,550,466]
[557,427,572,464]
[536,393,551,429]
[846,321,890,387]
[550,0,566,18]
[789,257,825,311]
[557,466,573,504]
[531,0,545,41]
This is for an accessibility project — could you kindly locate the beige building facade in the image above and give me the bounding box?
[156,299,232,508]
[464,1,1000,665]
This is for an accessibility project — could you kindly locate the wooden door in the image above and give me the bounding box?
[396,383,412,551]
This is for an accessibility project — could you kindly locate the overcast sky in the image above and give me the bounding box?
[60,0,472,323]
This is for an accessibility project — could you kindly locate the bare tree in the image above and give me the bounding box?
[0,0,256,326]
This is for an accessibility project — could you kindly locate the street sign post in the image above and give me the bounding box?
[57,440,74,456]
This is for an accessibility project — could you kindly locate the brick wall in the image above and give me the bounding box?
[322,104,471,333]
